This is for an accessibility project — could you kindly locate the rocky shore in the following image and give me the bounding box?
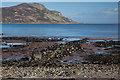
[2,64,119,79]
[1,37,120,79]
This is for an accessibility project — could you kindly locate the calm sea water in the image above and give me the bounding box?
[2,24,118,38]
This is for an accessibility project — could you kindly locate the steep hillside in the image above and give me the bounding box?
[2,3,82,24]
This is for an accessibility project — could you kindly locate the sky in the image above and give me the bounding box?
[1,0,120,2]
[1,2,118,24]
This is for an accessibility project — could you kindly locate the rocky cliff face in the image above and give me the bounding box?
[2,3,82,24]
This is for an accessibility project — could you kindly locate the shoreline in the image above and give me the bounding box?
[1,36,120,79]
[2,36,119,40]
[2,36,119,59]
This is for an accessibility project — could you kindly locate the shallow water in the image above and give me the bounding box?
[95,51,109,54]
[2,24,118,38]
[63,38,82,41]
[2,57,23,61]
[1,45,10,48]
[1,42,26,48]
[6,43,26,46]
[58,38,82,44]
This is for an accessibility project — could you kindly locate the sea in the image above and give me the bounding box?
[2,24,118,38]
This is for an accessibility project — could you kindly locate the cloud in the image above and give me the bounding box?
[104,8,118,14]
[76,8,118,16]
[69,8,118,24]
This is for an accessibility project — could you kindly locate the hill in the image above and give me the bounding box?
[2,3,83,24]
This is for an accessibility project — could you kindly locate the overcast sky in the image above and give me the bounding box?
[2,2,118,24]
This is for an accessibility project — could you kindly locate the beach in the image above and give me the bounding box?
[1,2,119,79]
[1,37,120,79]
[2,23,119,79]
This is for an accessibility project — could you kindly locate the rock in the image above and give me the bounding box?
[31,50,42,61]
[0,33,4,35]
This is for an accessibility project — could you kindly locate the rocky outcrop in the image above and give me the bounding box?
[2,3,83,24]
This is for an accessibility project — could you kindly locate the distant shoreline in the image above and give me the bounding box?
[2,23,118,25]
[2,36,119,40]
